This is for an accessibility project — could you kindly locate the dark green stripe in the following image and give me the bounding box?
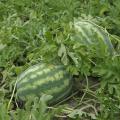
[17,75,70,97]
[18,64,64,81]
[95,26,114,55]
[17,66,67,89]
[48,81,73,104]
[18,64,65,83]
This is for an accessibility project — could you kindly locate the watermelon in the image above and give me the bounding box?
[16,63,72,104]
[73,19,114,55]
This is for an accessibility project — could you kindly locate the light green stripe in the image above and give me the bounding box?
[17,71,64,93]
[18,68,51,85]
[18,64,45,80]
[17,66,66,88]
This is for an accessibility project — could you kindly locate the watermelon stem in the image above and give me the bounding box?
[7,79,18,110]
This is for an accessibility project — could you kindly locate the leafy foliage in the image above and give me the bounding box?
[0,0,120,120]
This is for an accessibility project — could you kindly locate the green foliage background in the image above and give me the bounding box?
[0,0,120,120]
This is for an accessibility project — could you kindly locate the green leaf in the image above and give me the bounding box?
[68,52,78,66]
[58,44,66,57]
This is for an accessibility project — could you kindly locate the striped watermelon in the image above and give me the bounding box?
[73,19,114,55]
[16,63,72,104]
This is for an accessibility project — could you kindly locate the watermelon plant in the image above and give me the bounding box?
[0,0,120,120]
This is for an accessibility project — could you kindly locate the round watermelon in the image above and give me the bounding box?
[16,63,72,104]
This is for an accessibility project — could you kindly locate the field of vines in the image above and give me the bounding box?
[0,0,120,120]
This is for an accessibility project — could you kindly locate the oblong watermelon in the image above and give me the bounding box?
[73,19,114,55]
[16,63,72,104]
